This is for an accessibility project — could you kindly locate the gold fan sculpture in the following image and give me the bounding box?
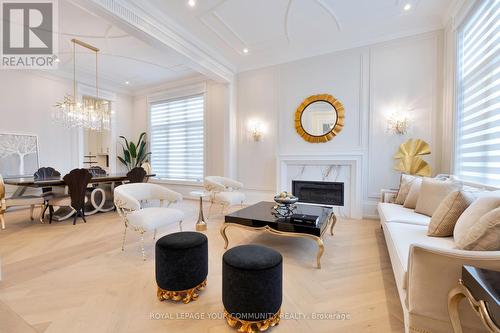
[393,139,432,176]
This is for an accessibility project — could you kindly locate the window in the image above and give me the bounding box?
[455,0,499,186]
[150,94,204,182]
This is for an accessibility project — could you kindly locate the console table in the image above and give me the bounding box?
[448,265,500,333]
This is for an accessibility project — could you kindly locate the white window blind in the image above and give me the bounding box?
[150,94,204,182]
[455,0,500,186]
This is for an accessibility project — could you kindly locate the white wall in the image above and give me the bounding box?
[0,70,134,177]
[236,31,443,218]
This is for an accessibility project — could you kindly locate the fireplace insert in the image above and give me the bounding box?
[292,180,344,206]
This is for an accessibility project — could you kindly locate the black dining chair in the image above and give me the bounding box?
[48,168,92,225]
[88,166,106,177]
[34,167,61,219]
[127,167,147,183]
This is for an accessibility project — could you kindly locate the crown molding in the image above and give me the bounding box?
[74,0,236,83]
[131,73,209,97]
[442,0,476,29]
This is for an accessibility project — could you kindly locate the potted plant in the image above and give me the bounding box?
[118,132,151,171]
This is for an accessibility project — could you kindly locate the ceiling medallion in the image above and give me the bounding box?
[53,39,111,131]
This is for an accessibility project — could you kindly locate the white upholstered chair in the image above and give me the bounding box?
[204,176,245,217]
[0,174,44,230]
[114,183,184,260]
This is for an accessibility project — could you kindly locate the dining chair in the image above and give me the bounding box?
[127,167,147,183]
[34,167,62,220]
[0,174,45,230]
[88,166,106,177]
[48,169,92,225]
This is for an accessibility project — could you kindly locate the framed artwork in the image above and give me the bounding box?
[0,133,39,177]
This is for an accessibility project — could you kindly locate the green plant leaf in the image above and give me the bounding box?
[119,136,129,151]
[117,156,127,166]
[137,141,146,162]
[129,142,137,159]
[138,152,151,165]
[136,132,146,148]
[122,145,131,163]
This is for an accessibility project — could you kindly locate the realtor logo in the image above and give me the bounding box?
[1,0,58,69]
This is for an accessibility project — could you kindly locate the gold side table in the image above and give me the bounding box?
[190,191,210,231]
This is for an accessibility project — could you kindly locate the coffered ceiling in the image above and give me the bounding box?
[143,0,457,71]
[44,0,198,92]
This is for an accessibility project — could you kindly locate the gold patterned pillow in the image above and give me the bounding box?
[427,191,474,237]
[395,174,420,205]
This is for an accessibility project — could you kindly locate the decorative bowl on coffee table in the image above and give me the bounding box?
[273,194,299,217]
[273,195,299,205]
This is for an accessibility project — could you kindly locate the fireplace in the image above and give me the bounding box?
[292,180,344,206]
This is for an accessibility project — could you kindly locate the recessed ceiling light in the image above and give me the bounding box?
[188,0,196,7]
[125,81,130,85]
[403,3,412,11]
[243,48,249,54]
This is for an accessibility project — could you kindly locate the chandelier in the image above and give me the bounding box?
[53,39,111,131]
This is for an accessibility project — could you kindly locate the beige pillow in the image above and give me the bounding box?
[455,207,500,251]
[395,174,420,205]
[454,196,500,250]
[403,178,422,209]
[427,191,474,237]
[415,178,461,217]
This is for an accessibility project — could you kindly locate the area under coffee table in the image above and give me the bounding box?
[221,201,336,269]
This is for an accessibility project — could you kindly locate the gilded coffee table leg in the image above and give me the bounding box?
[315,237,325,269]
[329,213,337,236]
[220,223,230,249]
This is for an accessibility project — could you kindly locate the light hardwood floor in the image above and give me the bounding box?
[0,200,404,333]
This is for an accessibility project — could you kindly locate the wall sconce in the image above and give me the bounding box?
[248,120,263,142]
[387,111,410,135]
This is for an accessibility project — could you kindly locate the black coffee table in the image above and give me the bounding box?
[221,201,336,269]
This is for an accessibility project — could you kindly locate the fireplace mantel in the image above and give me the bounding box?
[277,154,363,219]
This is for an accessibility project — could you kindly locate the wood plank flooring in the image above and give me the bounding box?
[0,200,404,333]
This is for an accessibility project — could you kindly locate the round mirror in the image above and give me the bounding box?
[300,101,338,136]
[295,94,345,143]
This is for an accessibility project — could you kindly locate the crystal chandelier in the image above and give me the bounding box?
[53,39,111,131]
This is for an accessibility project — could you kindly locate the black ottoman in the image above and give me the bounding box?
[222,244,283,332]
[155,231,208,304]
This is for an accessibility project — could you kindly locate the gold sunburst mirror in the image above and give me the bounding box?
[295,94,345,143]
[394,139,432,176]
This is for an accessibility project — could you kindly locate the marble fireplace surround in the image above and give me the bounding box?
[277,154,363,219]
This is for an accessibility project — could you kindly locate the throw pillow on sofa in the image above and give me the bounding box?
[395,174,420,205]
[427,191,474,237]
[454,203,500,251]
[403,178,422,209]
[415,178,462,217]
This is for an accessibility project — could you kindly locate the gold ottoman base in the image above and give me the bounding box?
[157,279,207,304]
[224,309,281,333]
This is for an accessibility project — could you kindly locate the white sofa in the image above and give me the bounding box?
[378,202,500,333]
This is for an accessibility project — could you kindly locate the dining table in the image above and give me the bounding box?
[4,173,156,221]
